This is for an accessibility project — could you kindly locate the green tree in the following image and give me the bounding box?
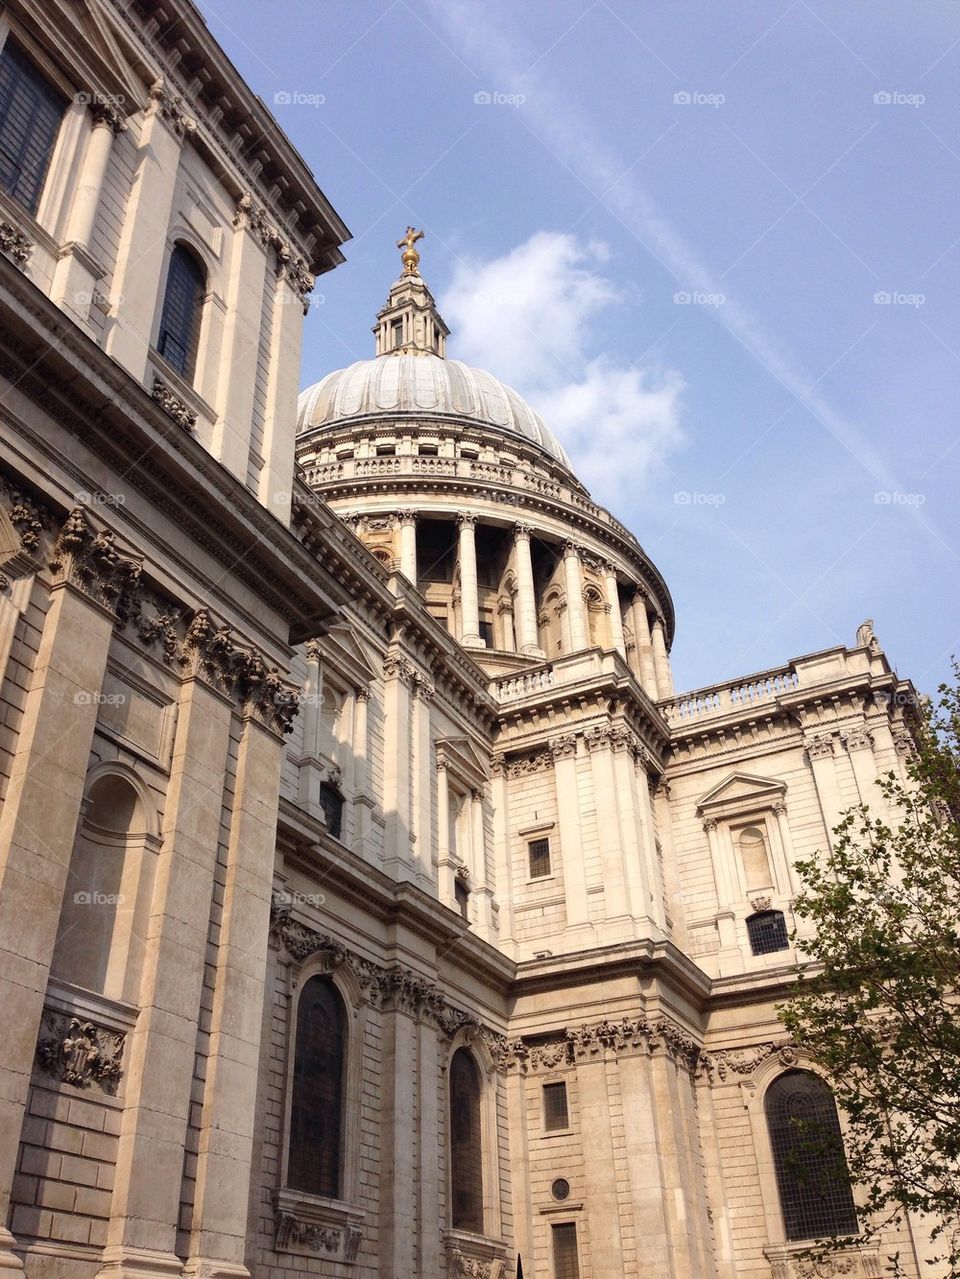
[779,667,960,1274]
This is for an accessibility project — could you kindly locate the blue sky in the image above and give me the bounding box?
[203,0,960,697]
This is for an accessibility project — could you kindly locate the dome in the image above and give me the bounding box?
[297,354,573,469]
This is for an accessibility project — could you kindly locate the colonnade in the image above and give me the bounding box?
[386,510,674,698]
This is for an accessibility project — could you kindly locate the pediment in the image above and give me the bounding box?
[436,735,488,784]
[696,772,786,816]
[321,621,379,689]
[23,0,145,112]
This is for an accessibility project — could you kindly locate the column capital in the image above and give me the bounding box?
[396,509,419,527]
[805,732,836,761]
[562,539,585,558]
[601,560,619,578]
[513,522,533,541]
[457,512,478,530]
[147,77,197,138]
[90,99,128,134]
[305,638,324,664]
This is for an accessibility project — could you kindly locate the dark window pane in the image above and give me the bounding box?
[552,1223,580,1279]
[543,1082,569,1131]
[478,619,494,647]
[288,976,345,1198]
[0,41,67,214]
[529,838,551,878]
[319,783,344,839]
[158,244,205,379]
[747,910,790,955]
[450,1048,483,1232]
[765,1070,858,1241]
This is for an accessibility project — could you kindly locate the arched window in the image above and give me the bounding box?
[747,909,789,955]
[288,975,345,1198]
[52,771,153,1002]
[158,243,206,380]
[765,1070,858,1241]
[450,1047,483,1232]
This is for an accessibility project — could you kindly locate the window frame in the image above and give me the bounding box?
[155,240,207,383]
[551,1221,582,1279]
[746,908,790,956]
[0,34,68,217]
[449,1046,484,1233]
[542,1080,570,1133]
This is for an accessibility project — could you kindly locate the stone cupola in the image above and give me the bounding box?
[373,227,449,357]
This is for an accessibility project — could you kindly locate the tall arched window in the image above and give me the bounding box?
[450,1047,483,1232]
[157,243,206,380]
[288,975,346,1198]
[765,1070,858,1241]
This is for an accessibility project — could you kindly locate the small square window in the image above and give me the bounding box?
[418,443,438,456]
[528,838,551,878]
[747,909,789,955]
[461,447,479,460]
[376,444,396,456]
[543,1081,569,1131]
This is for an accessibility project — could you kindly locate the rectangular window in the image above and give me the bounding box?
[543,1081,569,1131]
[0,41,67,214]
[528,838,551,879]
[390,318,403,348]
[478,619,494,647]
[552,1223,580,1279]
[375,443,396,456]
[460,447,479,460]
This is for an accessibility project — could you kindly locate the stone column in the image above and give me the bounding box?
[563,542,588,650]
[351,688,374,860]
[703,817,740,968]
[98,656,234,1279]
[630,594,659,698]
[512,524,542,656]
[457,514,482,647]
[378,1003,418,1279]
[843,725,881,807]
[0,565,116,1272]
[212,196,270,484]
[416,1023,441,1277]
[586,732,631,941]
[52,104,125,320]
[258,254,311,524]
[490,756,514,954]
[602,563,626,658]
[184,707,285,1279]
[805,732,843,852]
[411,676,434,890]
[471,787,495,941]
[436,755,456,910]
[382,654,413,879]
[105,82,193,379]
[552,736,592,946]
[651,616,674,697]
[297,639,325,820]
[576,1059,626,1274]
[397,511,418,584]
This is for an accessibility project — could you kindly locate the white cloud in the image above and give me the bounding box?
[442,231,684,508]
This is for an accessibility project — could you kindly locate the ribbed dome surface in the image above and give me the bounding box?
[297,354,572,469]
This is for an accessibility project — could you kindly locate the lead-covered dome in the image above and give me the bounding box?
[297,354,572,468]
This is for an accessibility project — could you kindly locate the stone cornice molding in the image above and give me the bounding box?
[179,608,299,732]
[49,506,143,614]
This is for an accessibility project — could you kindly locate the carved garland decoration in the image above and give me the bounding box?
[152,377,198,432]
[0,220,32,268]
[35,1011,125,1094]
[448,1250,505,1279]
[270,901,704,1075]
[274,1212,361,1261]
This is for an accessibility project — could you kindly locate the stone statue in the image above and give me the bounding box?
[856,618,875,648]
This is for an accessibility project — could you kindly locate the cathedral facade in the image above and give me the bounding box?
[0,4,935,1279]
